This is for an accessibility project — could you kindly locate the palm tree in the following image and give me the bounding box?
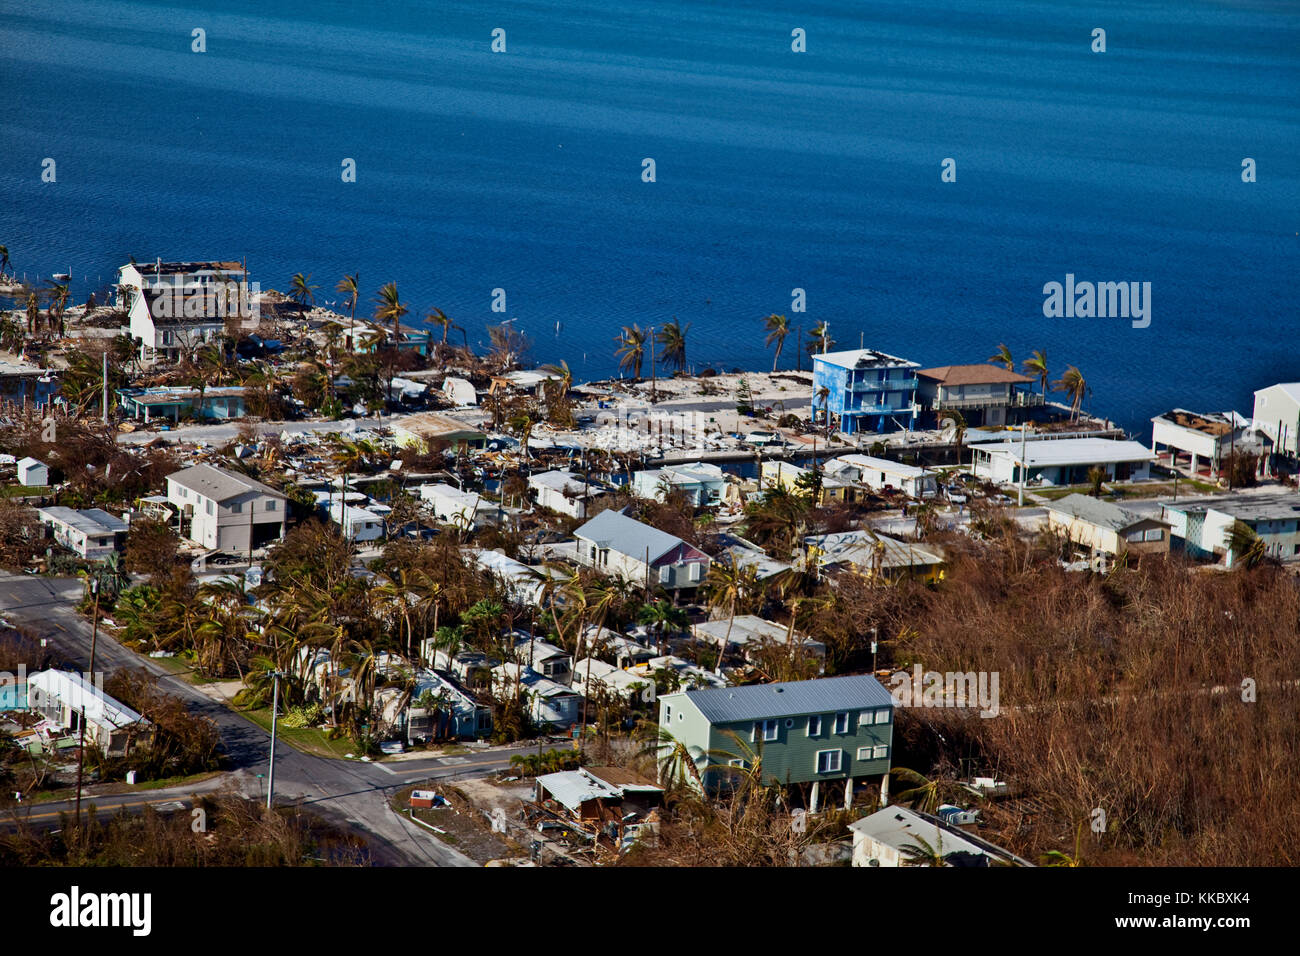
[989,343,1014,371]
[1022,349,1049,400]
[889,767,978,815]
[335,272,359,346]
[615,324,647,380]
[427,307,456,344]
[289,273,318,313]
[1053,365,1087,421]
[508,409,539,463]
[1041,822,1087,867]
[45,281,70,337]
[763,313,791,372]
[539,361,575,427]
[704,559,761,674]
[374,282,408,345]
[940,409,967,465]
[1087,465,1106,498]
[1224,520,1267,570]
[898,832,949,867]
[814,385,832,433]
[25,290,39,335]
[638,599,688,656]
[656,317,690,373]
[806,321,833,356]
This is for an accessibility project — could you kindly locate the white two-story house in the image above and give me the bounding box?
[166,463,287,553]
[117,259,249,363]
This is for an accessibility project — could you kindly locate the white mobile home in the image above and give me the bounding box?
[971,438,1154,487]
[528,470,612,519]
[419,482,492,530]
[328,501,386,542]
[37,507,128,561]
[826,454,937,499]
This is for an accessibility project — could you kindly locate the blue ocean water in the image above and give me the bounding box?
[1,0,1297,437]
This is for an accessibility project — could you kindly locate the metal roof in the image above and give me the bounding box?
[574,508,685,563]
[27,669,144,729]
[848,807,1031,865]
[694,615,822,650]
[537,769,623,812]
[678,674,894,724]
[168,463,285,502]
[1044,493,1164,533]
[812,348,919,370]
[973,437,1154,468]
[1162,492,1300,522]
[830,454,928,479]
[805,530,945,571]
[38,506,128,536]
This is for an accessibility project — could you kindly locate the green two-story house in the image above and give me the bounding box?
[657,674,895,807]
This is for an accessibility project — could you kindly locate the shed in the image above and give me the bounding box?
[17,457,48,487]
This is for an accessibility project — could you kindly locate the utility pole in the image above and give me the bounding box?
[1017,422,1027,507]
[248,499,255,566]
[101,350,108,424]
[73,578,101,828]
[267,671,282,810]
[648,326,656,404]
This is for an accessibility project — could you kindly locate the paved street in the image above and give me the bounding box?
[0,572,539,866]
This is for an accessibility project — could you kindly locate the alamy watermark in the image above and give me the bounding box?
[147,276,260,326]
[888,665,1000,718]
[1042,273,1150,329]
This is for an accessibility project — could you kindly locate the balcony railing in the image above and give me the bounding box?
[845,402,920,417]
[933,391,1044,411]
[848,377,919,393]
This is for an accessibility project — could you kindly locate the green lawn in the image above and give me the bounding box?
[1034,479,1219,502]
[0,484,48,497]
[238,707,360,760]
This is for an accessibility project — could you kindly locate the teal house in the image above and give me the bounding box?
[658,674,895,809]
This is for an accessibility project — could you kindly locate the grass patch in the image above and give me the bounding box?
[0,485,49,498]
[1033,479,1221,503]
[238,707,359,760]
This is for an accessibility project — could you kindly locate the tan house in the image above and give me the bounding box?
[1044,493,1170,558]
[392,412,487,453]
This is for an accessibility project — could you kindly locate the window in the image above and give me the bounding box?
[874,709,891,725]
[807,715,821,736]
[230,502,242,514]
[754,719,778,742]
[857,746,873,761]
[205,499,214,516]
[1143,528,1163,542]
[873,745,889,760]
[659,565,671,584]
[815,750,842,774]
[834,712,849,734]
[728,759,747,769]
[266,500,276,512]
[689,561,703,582]
[664,704,671,723]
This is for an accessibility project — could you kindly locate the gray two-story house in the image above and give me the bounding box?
[657,674,895,808]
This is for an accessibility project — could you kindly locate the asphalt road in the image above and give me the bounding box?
[0,572,539,866]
